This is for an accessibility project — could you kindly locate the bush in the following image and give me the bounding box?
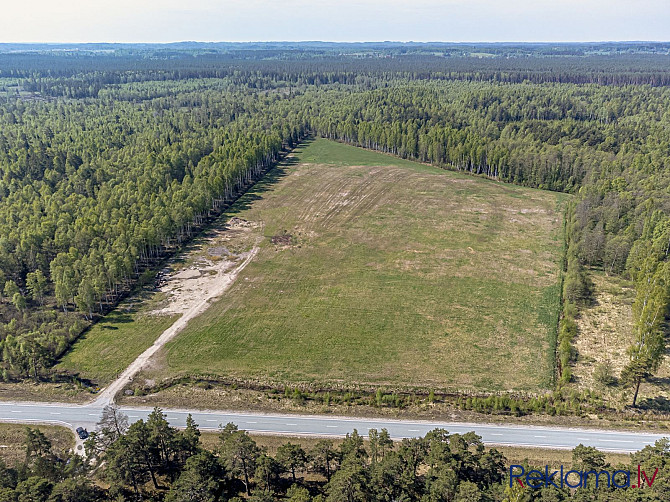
[593,361,617,386]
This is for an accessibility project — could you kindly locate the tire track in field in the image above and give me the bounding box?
[301,165,407,231]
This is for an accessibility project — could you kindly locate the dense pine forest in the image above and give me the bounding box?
[1,44,670,415]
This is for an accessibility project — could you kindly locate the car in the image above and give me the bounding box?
[75,427,89,440]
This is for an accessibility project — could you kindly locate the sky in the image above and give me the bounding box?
[2,0,670,43]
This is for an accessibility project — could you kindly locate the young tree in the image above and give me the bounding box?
[48,478,102,502]
[14,476,53,502]
[3,280,19,300]
[286,484,311,502]
[12,292,27,312]
[26,270,47,306]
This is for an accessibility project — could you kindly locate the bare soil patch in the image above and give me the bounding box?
[150,219,262,318]
[572,270,670,410]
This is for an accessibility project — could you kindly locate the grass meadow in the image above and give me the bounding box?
[138,138,567,392]
[57,292,178,385]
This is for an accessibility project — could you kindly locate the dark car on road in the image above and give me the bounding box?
[75,427,89,440]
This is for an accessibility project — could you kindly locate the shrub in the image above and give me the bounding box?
[593,361,617,386]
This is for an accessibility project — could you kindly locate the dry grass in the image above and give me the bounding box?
[0,423,74,466]
[121,380,670,432]
[572,269,670,410]
[496,445,630,469]
[0,381,92,403]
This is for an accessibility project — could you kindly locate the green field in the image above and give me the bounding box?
[57,292,178,384]
[137,138,566,392]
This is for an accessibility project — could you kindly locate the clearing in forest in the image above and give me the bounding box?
[135,138,566,393]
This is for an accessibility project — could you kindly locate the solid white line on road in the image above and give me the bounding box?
[408,429,420,432]
[206,420,217,422]
[285,423,297,426]
[601,439,634,443]
[88,414,98,416]
[534,435,546,438]
[490,433,503,436]
[49,413,61,415]
[326,425,338,428]
[246,421,257,424]
[10,411,21,413]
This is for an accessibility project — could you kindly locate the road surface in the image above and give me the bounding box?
[0,401,666,453]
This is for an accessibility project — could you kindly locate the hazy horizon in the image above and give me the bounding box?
[3,0,670,44]
[1,40,669,45]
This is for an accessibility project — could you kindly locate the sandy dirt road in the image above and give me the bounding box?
[92,246,260,406]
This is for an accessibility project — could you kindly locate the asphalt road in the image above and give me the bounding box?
[0,401,666,453]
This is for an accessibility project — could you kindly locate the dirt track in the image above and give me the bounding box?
[92,246,260,406]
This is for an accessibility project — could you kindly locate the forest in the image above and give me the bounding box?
[0,406,667,501]
[1,46,670,413]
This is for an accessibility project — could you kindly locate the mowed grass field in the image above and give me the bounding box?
[141,138,566,392]
[57,306,177,384]
[57,271,178,384]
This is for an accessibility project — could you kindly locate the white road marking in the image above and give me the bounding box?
[326,425,338,428]
[49,413,61,415]
[246,421,257,424]
[534,435,546,438]
[601,439,633,443]
[10,411,21,413]
[490,433,503,436]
